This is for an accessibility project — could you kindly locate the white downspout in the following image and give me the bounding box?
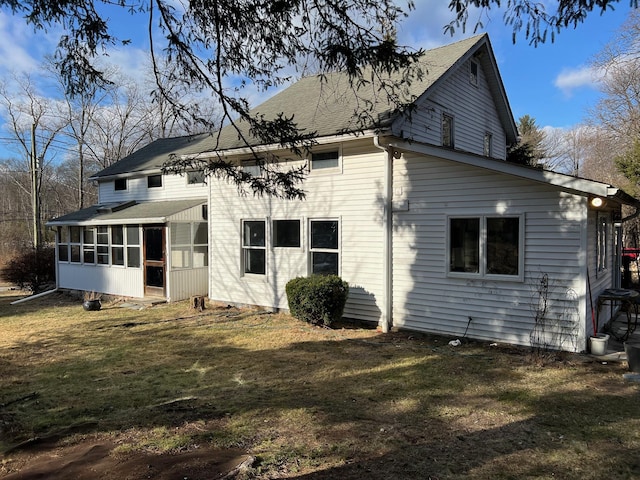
[374,136,393,333]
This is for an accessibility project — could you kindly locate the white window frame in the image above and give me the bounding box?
[272,219,301,248]
[69,226,82,263]
[309,218,341,276]
[83,227,96,264]
[241,219,267,276]
[309,146,342,174]
[126,225,141,268]
[241,159,263,178]
[447,214,525,282]
[170,222,208,270]
[186,170,206,186]
[57,226,69,262]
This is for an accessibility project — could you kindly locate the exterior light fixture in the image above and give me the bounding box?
[590,197,604,208]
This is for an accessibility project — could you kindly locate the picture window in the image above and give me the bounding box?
[273,220,301,248]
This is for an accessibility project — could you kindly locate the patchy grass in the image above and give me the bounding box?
[1,289,639,479]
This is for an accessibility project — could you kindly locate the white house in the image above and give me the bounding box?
[48,34,640,352]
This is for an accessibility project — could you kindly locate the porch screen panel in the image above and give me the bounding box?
[193,222,208,268]
[97,226,109,265]
[126,225,140,268]
[111,226,125,266]
[171,223,192,269]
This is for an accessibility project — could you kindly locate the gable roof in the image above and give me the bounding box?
[92,34,515,179]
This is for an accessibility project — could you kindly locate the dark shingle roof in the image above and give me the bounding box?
[92,34,514,178]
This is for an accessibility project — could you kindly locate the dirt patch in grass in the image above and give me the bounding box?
[2,440,250,480]
[1,290,640,479]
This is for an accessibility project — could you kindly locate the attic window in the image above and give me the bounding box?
[483,132,493,157]
[147,174,163,188]
[114,178,127,191]
[442,114,454,148]
[470,59,479,86]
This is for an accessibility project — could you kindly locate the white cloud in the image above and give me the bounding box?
[0,12,44,74]
[554,65,603,97]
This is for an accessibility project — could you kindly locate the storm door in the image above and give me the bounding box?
[143,225,166,297]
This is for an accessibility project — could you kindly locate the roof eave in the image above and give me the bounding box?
[388,139,640,206]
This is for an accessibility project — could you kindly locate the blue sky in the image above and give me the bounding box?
[0,0,634,160]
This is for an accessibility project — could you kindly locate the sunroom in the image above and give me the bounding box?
[46,199,208,301]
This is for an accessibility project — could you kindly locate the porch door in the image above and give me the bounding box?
[144,226,166,297]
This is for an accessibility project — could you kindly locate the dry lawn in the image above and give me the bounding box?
[0,288,639,479]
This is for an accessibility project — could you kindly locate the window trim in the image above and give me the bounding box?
[55,225,142,269]
[309,146,342,174]
[170,221,209,270]
[446,214,524,282]
[309,218,341,276]
[272,219,301,248]
[241,219,267,276]
[114,178,127,191]
[147,174,163,189]
[186,170,206,186]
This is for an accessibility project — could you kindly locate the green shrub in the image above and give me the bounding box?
[1,246,56,293]
[285,275,349,327]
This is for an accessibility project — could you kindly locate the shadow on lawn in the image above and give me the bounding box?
[2,309,640,479]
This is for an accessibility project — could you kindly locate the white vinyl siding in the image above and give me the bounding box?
[394,59,507,159]
[208,139,386,322]
[391,152,586,351]
[98,173,207,203]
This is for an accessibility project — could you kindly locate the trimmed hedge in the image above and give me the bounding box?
[285,275,349,327]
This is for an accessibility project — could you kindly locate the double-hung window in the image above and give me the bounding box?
[69,227,82,263]
[310,219,339,275]
[449,215,523,280]
[242,220,266,275]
